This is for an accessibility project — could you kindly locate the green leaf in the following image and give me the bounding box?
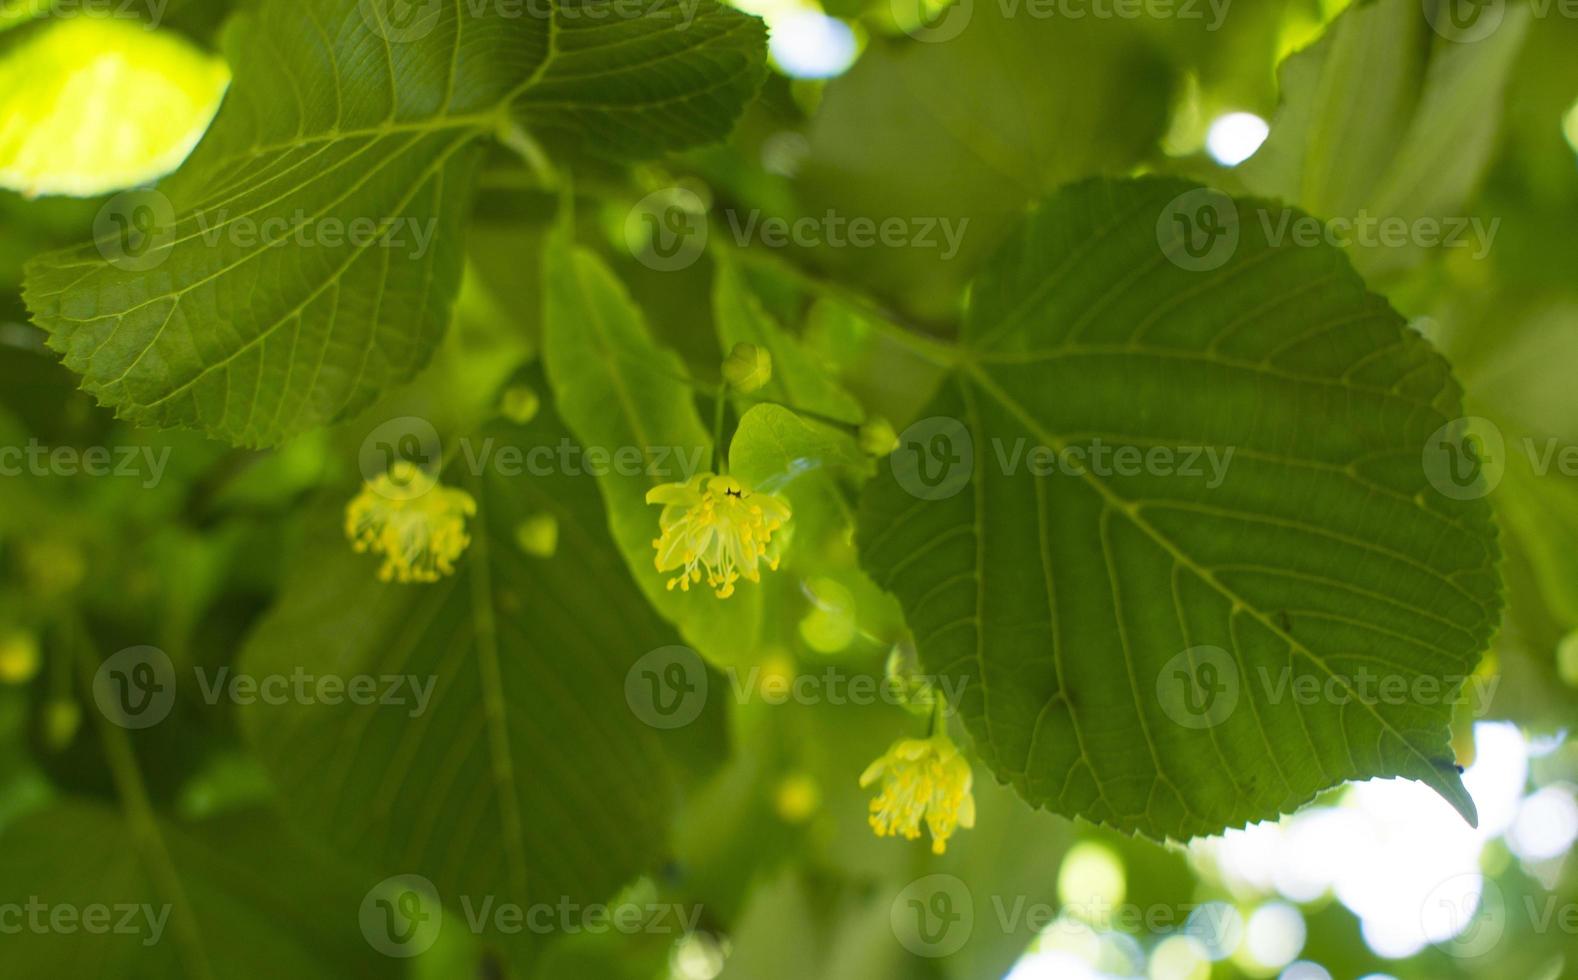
[0,801,391,978]
[1240,0,1530,280]
[23,0,766,447]
[510,0,766,161]
[858,177,1502,841]
[238,400,693,951]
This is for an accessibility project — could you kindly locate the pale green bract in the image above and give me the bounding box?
[858,177,1503,841]
[23,0,766,447]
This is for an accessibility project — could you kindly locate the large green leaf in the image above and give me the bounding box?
[0,801,391,978]
[23,0,765,447]
[1239,0,1530,281]
[858,177,1502,841]
[238,401,694,952]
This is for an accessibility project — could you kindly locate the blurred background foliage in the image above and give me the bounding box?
[2,0,1577,978]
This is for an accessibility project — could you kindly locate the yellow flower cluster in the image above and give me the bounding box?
[345,462,477,583]
[860,731,976,854]
[647,473,790,599]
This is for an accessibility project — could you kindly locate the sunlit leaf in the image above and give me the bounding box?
[0,17,228,198]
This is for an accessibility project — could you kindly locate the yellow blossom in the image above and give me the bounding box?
[345,462,477,583]
[646,472,791,599]
[859,731,975,854]
[0,630,40,684]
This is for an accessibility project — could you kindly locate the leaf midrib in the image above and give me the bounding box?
[961,360,1479,823]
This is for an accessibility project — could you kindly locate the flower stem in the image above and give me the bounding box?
[712,388,728,474]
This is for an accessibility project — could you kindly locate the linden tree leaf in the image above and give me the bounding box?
[857,177,1502,841]
[510,0,767,160]
[237,397,698,957]
[1239,0,1530,280]
[22,0,766,447]
[0,801,390,978]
